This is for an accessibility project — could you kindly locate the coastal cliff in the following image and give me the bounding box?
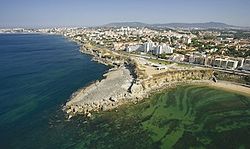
[63,38,214,118]
[64,51,213,118]
[141,69,213,91]
[214,71,250,85]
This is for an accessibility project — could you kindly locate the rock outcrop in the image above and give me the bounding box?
[64,41,213,118]
[64,66,135,117]
[64,65,213,118]
[142,69,213,91]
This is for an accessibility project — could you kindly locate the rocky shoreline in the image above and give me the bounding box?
[63,37,214,119]
[62,38,141,118]
[64,66,138,118]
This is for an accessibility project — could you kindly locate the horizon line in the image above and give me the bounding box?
[1,21,250,29]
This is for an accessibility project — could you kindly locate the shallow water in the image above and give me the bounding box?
[68,85,250,149]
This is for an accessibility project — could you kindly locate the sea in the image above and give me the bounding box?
[0,34,249,149]
[0,34,108,148]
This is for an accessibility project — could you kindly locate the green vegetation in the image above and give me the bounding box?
[224,47,250,58]
[148,58,192,67]
[190,38,203,48]
[232,30,250,39]
[147,58,172,65]
[157,53,172,59]
[151,36,170,43]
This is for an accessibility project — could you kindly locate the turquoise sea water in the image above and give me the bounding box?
[0,34,108,148]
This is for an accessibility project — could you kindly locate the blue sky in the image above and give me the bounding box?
[0,0,250,28]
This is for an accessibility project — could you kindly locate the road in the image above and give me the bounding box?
[129,53,250,76]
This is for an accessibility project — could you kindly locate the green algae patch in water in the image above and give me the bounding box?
[34,85,250,149]
[56,85,250,149]
[140,85,250,148]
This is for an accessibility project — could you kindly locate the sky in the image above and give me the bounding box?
[0,0,250,28]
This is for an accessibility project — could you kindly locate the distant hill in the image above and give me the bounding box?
[102,21,248,30]
[152,22,234,29]
[103,22,149,28]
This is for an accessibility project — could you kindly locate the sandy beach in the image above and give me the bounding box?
[63,38,250,118]
[207,81,250,96]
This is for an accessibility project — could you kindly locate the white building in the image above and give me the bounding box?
[227,60,239,70]
[126,42,174,55]
[188,52,206,64]
[213,58,238,70]
[144,41,155,53]
[243,59,250,71]
[126,45,143,52]
[170,54,185,62]
[235,57,245,68]
[155,44,174,55]
[182,37,192,44]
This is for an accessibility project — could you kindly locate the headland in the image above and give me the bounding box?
[24,28,248,119]
[63,37,217,118]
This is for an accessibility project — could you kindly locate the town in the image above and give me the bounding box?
[2,0,250,148]
[1,26,250,74]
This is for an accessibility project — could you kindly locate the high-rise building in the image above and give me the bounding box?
[156,43,174,55]
[156,45,163,55]
[126,45,143,52]
[144,42,155,53]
